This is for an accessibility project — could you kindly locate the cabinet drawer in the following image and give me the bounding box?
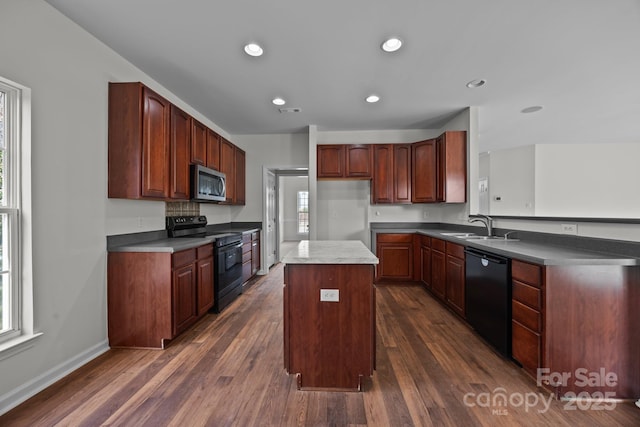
[242,233,251,244]
[242,260,252,280]
[197,244,213,259]
[377,233,413,243]
[242,242,251,255]
[512,260,542,288]
[445,242,465,259]
[431,238,446,252]
[173,248,196,268]
[512,320,541,373]
[512,299,541,332]
[251,231,259,241]
[420,235,430,246]
[242,250,252,264]
[513,280,541,310]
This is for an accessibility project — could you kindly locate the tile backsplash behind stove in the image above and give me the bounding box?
[166,201,200,217]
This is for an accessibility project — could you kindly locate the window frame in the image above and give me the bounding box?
[297,190,309,235]
[0,77,22,345]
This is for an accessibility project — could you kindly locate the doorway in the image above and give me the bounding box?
[263,167,309,269]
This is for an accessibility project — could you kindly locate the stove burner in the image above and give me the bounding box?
[166,215,208,238]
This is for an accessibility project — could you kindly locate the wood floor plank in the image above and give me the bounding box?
[2,264,639,426]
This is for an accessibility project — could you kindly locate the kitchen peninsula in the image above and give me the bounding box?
[282,241,379,390]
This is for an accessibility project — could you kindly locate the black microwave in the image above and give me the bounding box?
[191,164,226,202]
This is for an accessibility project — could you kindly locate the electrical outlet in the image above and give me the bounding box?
[137,217,143,228]
[561,223,578,235]
[320,289,339,302]
[423,210,429,219]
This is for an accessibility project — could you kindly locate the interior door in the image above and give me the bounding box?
[266,171,277,267]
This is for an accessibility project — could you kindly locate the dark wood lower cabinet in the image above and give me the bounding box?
[241,231,261,284]
[196,245,214,316]
[107,243,214,349]
[284,263,375,390]
[445,242,465,318]
[544,264,640,399]
[419,236,431,289]
[172,262,197,336]
[374,232,640,399]
[375,233,413,281]
[512,320,541,375]
[251,232,260,275]
[430,246,446,300]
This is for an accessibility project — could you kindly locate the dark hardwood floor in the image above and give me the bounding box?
[2,263,639,426]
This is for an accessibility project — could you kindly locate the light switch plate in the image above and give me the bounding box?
[561,223,578,235]
[320,289,339,302]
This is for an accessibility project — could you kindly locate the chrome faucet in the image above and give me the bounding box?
[469,214,493,237]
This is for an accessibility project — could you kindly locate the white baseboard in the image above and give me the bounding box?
[0,340,110,415]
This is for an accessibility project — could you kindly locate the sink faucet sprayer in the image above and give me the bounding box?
[469,214,493,237]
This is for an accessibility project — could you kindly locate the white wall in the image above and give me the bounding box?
[230,133,309,222]
[535,143,640,218]
[478,143,640,242]
[488,145,535,215]
[0,0,235,412]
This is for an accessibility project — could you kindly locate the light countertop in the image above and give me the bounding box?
[282,240,379,265]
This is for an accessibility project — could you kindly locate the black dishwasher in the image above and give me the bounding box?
[465,248,511,357]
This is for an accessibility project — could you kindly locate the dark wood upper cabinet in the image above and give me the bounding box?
[372,144,394,203]
[317,145,345,178]
[317,144,372,179]
[108,82,171,200]
[190,119,207,166]
[411,139,438,203]
[235,146,246,205]
[220,137,236,204]
[393,144,412,203]
[436,131,467,203]
[345,145,372,177]
[169,105,191,200]
[372,144,411,204]
[206,128,220,171]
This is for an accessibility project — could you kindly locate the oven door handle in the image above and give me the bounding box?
[221,242,243,252]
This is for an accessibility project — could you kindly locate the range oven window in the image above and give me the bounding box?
[213,234,244,312]
[217,241,242,292]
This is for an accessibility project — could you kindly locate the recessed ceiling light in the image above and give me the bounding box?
[272,97,286,106]
[244,43,264,57]
[381,37,402,53]
[466,79,486,88]
[521,106,543,113]
[365,94,380,103]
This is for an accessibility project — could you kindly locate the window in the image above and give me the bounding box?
[0,77,21,344]
[297,191,309,234]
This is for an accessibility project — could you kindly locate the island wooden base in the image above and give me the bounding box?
[284,264,375,391]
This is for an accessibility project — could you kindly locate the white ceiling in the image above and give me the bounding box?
[44,0,640,151]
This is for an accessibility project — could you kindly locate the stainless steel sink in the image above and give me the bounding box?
[441,232,477,237]
[461,235,520,241]
[441,232,520,241]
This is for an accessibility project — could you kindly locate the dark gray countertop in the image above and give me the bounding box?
[371,225,640,266]
[108,233,231,253]
[107,223,261,254]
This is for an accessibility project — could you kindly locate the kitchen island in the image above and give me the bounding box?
[282,241,379,391]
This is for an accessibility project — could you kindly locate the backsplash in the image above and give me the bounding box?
[166,201,200,217]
